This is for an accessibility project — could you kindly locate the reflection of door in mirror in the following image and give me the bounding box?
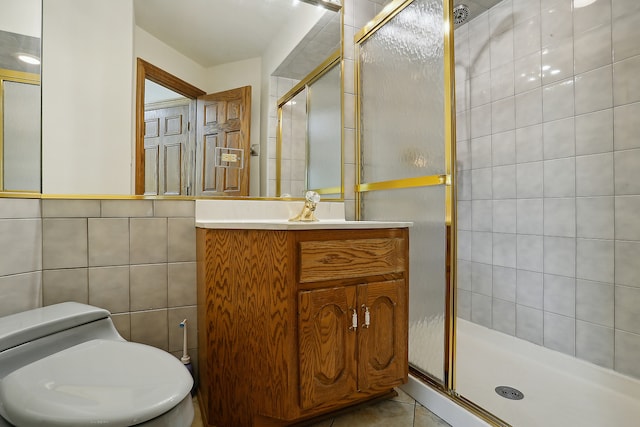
[143,81,192,196]
[196,87,251,197]
[136,59,251,197]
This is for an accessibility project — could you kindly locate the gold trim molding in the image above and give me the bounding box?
[356,175,448,193]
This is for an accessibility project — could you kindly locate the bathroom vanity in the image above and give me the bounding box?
[195,201,410,426]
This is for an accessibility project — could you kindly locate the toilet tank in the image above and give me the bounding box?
[0,303,122,378]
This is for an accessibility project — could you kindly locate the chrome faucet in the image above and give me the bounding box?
[289,191,321,222]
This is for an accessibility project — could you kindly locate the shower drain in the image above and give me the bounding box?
[495,386,524,400]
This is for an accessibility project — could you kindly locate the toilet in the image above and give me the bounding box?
[0,302,194,427]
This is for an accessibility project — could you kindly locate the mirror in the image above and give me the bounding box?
[38,0,342,198]
[0,0,41,193]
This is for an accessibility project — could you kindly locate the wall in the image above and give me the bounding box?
[0,198,198,367]
[455,0,640,379]
[134,27,208,92]
[0,0,41,37]
[41,0,134,195]
[206,58,263,197]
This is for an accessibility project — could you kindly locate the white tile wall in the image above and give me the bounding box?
[456,0,640,379]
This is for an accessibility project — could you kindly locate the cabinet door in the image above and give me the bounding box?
[298,286,358,410]
[357,280,407,391]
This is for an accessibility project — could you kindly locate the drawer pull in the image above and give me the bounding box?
[362,305,370,328]
[349,308,358,331]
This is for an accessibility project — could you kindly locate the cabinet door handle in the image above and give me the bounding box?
[362,305,370,328]
[349,308,358,331]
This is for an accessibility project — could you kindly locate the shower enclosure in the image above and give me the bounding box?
[355,0,640,425]
[355,0,456,389]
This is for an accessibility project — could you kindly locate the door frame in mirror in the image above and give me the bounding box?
[135,58,206,195]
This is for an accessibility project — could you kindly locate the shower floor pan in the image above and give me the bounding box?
[456,319,640,427]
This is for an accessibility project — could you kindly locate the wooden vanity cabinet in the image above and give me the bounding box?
[196,227,409,427]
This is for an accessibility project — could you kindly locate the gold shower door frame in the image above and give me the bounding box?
[354,1,506,425]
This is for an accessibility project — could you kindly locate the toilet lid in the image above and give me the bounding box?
[0,339,193,427]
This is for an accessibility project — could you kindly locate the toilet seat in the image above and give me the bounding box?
[0,339,193,427]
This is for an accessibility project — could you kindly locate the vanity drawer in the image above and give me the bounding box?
[298,238,406,283]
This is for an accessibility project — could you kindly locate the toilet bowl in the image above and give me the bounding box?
[0,303,194,427]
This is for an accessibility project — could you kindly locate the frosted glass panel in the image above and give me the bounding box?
[362,186,446,381]
[308,64,341,191]
[359,0,445,183]
[3,81,41,191]
[359,0,448,382]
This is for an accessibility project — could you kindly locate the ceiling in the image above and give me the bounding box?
[133,0,310,68]
[0,30,40,74]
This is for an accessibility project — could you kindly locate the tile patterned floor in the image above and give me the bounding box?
[191,389,451,427]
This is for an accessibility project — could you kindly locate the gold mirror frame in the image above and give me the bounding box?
[0,69,41,194]
[276,50,343,200]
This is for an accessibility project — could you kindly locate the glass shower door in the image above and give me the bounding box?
[355,0,455,385]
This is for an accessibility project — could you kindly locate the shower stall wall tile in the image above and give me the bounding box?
[573,0,611,35]
[613,102,640,151]
[574,65,613,115]
[514,52,542,94]
[513,15,541,59]
[516,304,543,345]
[612,10,640,62]
[576,238,615,284]
[574,24,613,75]
[576,196,615,240]
[575,108,614,155]
[613,54,640,106]
[615,285,640,335]
[576,279,614,328]
[543,273,575,317]
[614,329,640,378]
[543,311,575,356]
[516,234,543,272]
[492,298,516,336]
[543,236,576,278]
[515,124,543,163]
[516,269,543,309]
[614,149,640,195]
[542,78,575,122]
[542,117,575,160]
[493,266,517,302]
[516,198,543,235]
[541,38,573,85]
[615,240,640,288]
[575,320,614,369]
[614,196,640,240]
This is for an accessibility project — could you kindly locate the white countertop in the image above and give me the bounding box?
[194,199,412,230]
[195,219,412,230]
